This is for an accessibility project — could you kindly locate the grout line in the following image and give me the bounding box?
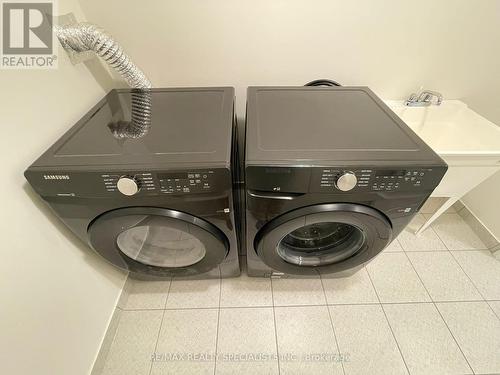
[433,220,500,324]
[163,276,174,309]
[213,273,222,375]
[270,277,281,375]
[427,218,449,250]
[148,311,166,375]
[429,213,488,252]
[365,266,411,375]
[447,248,491,252]
[319,274,346,375]
[148,277,173,375]
[448,251,488,301]
[486,301,500,322]
[405,252,475,375]
[434,305,477,375]
[114,298,500,312]
[447,250,500,322]
[394,236,403,251]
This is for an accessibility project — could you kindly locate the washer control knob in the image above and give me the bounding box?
[336,172,357,191]
[117,176,140,196]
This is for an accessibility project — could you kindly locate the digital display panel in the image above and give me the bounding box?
[158,173,188,180]
[376,170,406,176]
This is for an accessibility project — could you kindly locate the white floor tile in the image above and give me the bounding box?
[322,268,379,304]
[384,238,403,252]
[429,213,486,250]
[383,303,472,375]
[275,306,343,375]
[407,252,482,301]
[220,263,272,307]
[272,277,326,306]
[151,309,218,375]
[452,250,500,299]
[397,214,447,252]
[366,253,430,303]
[121,278,171,310]
[166,279,220,309]
[102,310,163,375]
[437,302,500,374]
[329,304,408,375]
[216,307,278,375]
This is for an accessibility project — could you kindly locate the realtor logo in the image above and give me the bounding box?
[1,1,57,68]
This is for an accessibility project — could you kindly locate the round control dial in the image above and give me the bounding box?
[336,172,357,191]
[117,176,140,196]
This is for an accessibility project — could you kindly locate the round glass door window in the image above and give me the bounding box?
[277,222,365,266]
[116,225,206,267]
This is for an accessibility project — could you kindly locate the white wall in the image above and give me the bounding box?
[79,0,500,240]
[0,1,126,375]
[79,0,500,116]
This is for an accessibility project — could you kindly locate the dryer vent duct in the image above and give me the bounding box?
[55,22,152,139]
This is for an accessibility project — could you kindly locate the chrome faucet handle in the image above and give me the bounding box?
[418,90,443,105]
[405,92,419,105]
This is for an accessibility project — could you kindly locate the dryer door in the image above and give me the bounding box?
[254,203,392,275]
[88,207,229,277]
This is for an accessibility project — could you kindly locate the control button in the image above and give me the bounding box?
[188,174,195,178]
[202,174,208,179]
[117,176,140,196]
[336,172,357,192]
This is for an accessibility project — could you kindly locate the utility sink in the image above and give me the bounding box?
[384,100,500,234]
[386,100,500,162]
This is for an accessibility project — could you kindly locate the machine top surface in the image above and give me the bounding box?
[30,87,234,169]
[245,86,446,166]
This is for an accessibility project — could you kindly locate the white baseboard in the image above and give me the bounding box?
[458,201,500,258]
[90,307,123,375]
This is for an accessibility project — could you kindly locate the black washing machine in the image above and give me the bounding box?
[25,88,240,278]
[244,86,447,277]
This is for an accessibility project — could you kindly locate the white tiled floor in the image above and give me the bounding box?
[97,212,500,375]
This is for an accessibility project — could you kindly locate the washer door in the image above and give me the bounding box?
[88,207,229,277]
[255,203,391,275]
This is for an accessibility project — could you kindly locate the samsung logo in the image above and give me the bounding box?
[43,174,70,180]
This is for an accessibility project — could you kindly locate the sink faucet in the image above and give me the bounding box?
[405,89,443,107]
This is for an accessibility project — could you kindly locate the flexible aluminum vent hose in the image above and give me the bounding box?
[55,23,152,139]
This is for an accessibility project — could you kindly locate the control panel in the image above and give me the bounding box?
[25,168,228,198]
[102,172,155,194]
[245,166,445,194]
[314,167,438,193]
[100,170,217,196]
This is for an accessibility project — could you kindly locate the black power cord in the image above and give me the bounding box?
[304,79,342,87]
